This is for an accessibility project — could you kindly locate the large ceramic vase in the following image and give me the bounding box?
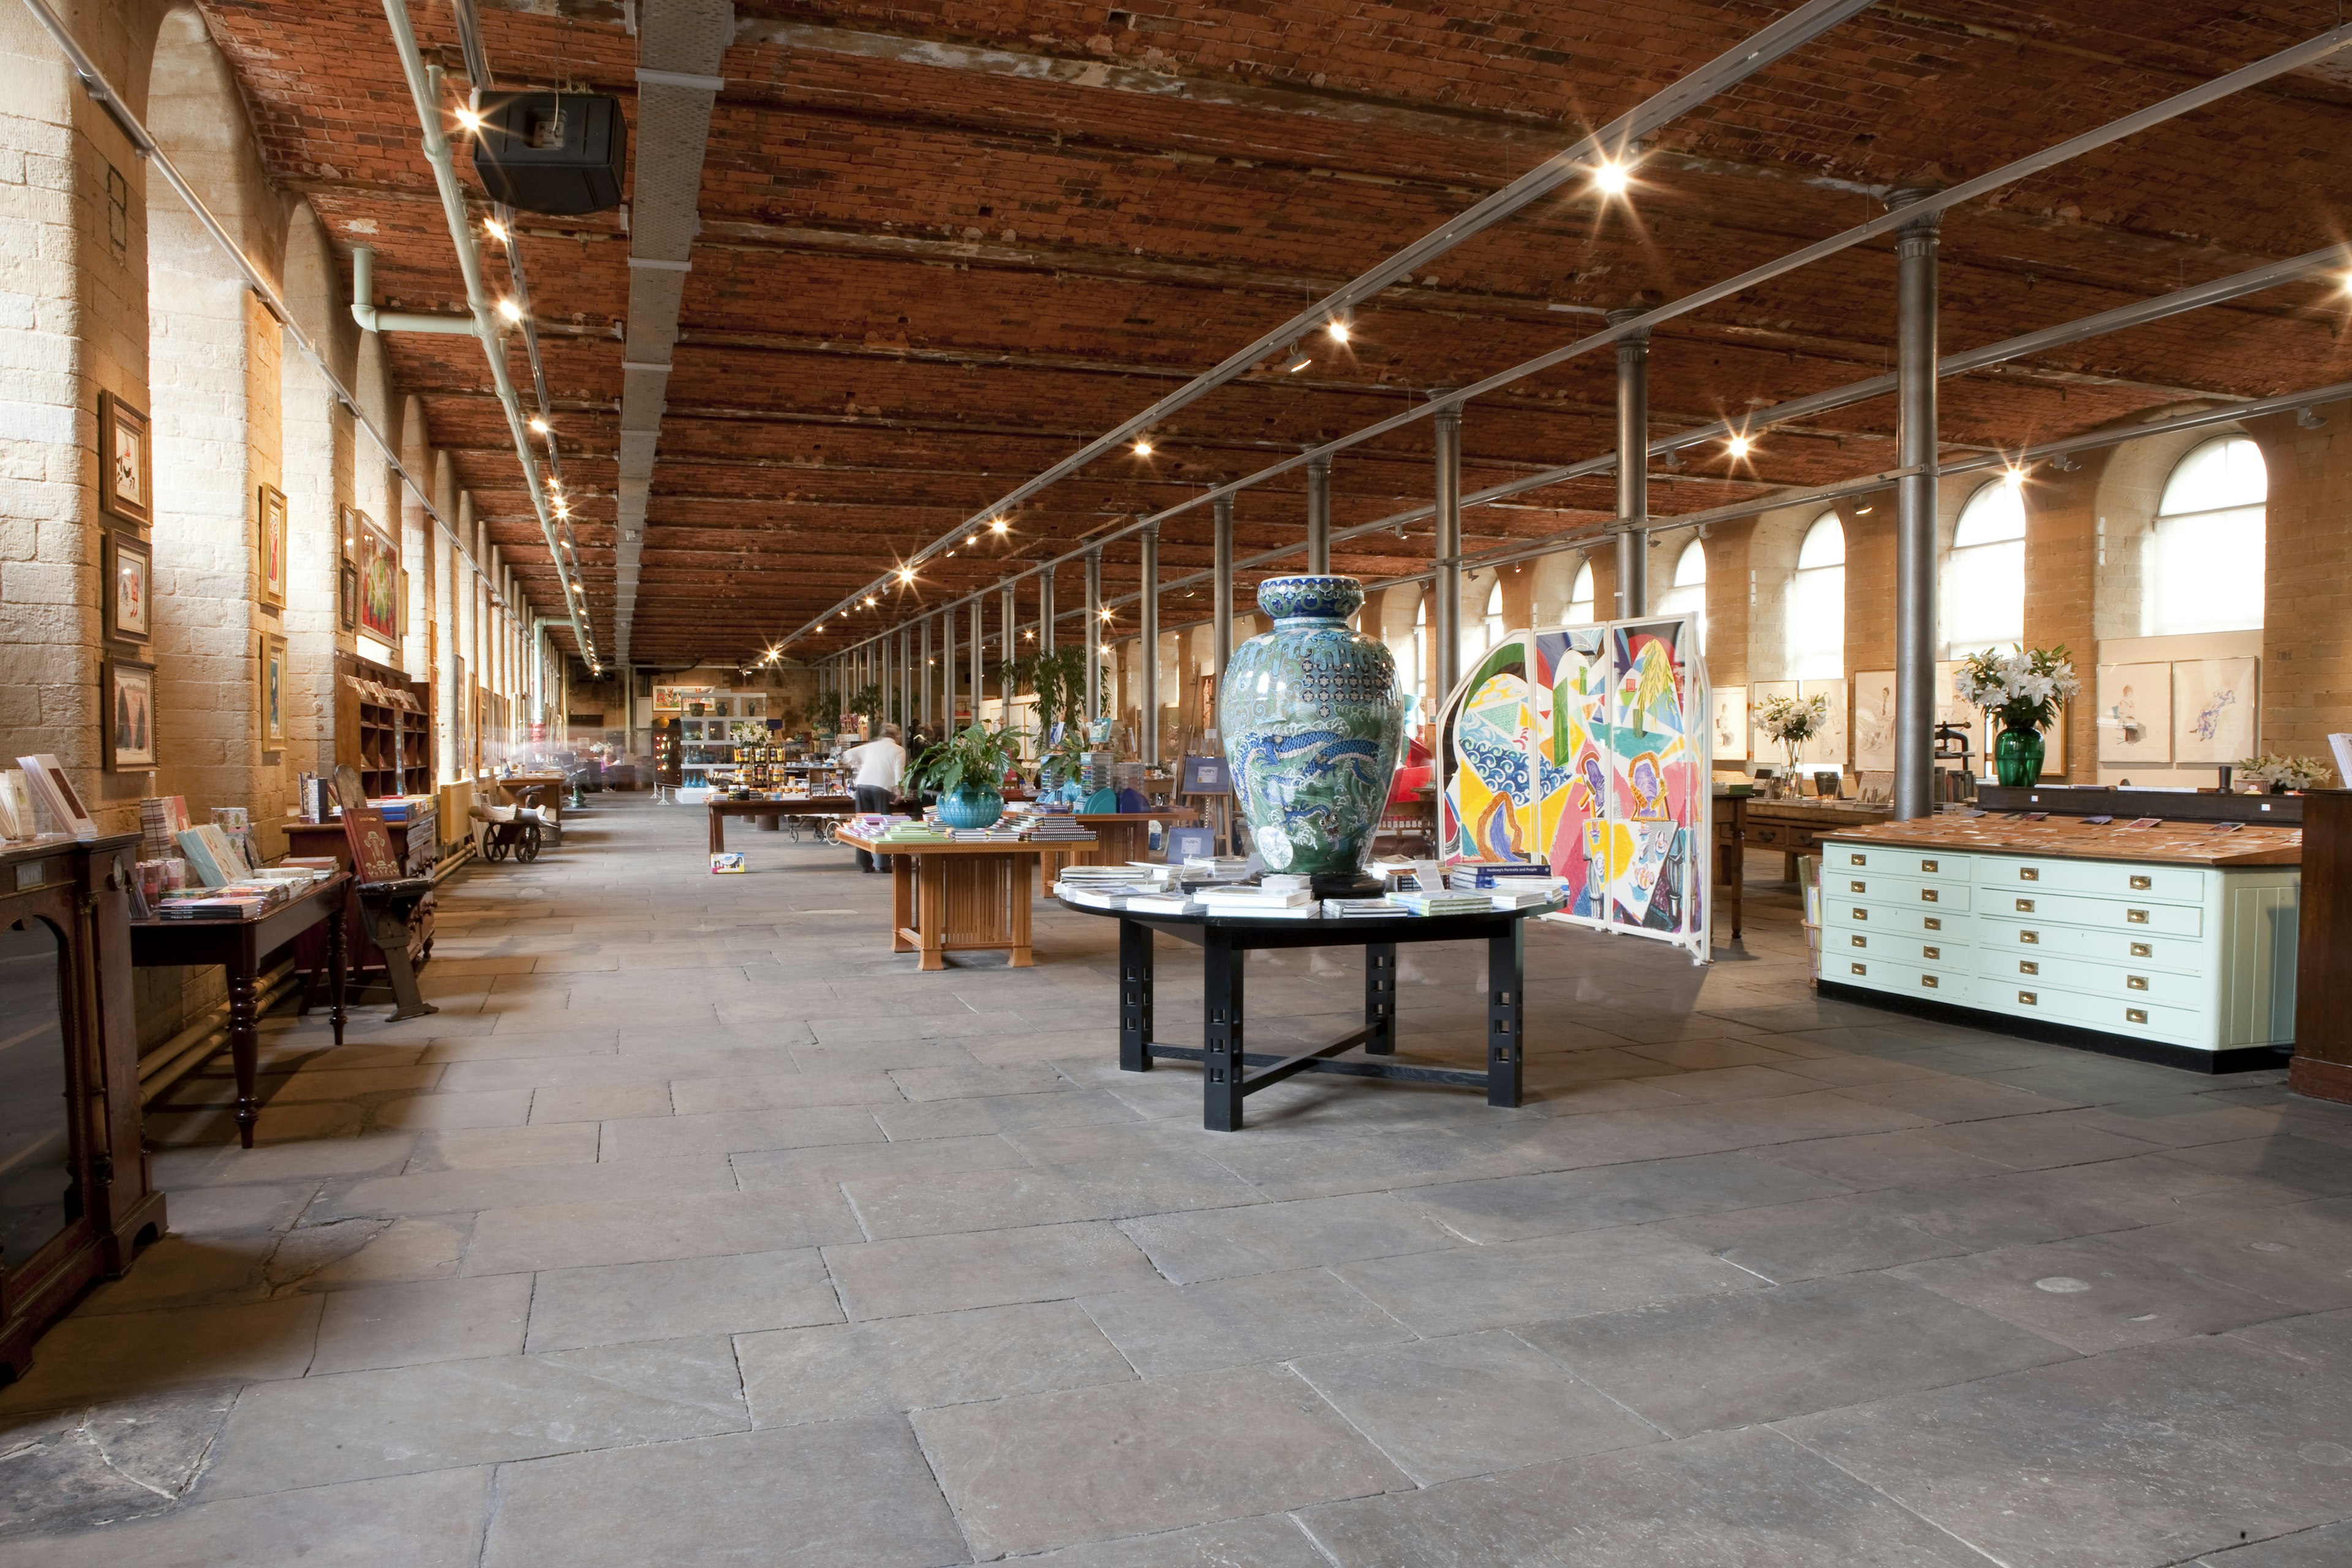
[1992,724,2045,786]
[937,785,1004,830]
[1218,575,1404,894]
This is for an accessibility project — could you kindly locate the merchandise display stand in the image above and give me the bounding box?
[840,831,1047,970]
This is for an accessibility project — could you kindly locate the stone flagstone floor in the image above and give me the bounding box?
[2,792,2350,1565]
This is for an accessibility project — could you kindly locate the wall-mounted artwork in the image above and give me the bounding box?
[260,634,288,750]
[356,511,400,644]
[1852,670,1898,773]
[2095,662,2171,763]
[2174,657,2257,764]
[339,560,360,631]
[104,658,156,772]
[1752,678,1849,769]
[1710,685,1748,761]
[99,392,151,527]
[257,483,288,609]
[105,530,151,644]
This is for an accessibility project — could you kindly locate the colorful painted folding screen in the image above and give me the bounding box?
[1438,616,1711,962]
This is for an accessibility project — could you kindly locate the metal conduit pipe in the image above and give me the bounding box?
[1084,551,1104,725]
[350,246,476,334]
[1610,310,1651,619]
[808,26,2352,668]
[380,0,595,669]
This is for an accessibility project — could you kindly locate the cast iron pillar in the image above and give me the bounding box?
[940,609,956,726]
[899,627,912,732]
[967,595,982,725]
[1039,565,1055,657]
[1000,582,1018,710]
[1212,494,1235,687]
[1894,194,1942,821]
[1139,524,1160,766]
[1084,549,1104,725]
[1433,402,1463,711]
[1610,308,1651,619]
[1306,453,1332,575]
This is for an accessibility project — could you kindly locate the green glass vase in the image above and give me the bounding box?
[1993,724,2045,786]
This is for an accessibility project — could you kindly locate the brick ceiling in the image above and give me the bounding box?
[195,0,2352,667]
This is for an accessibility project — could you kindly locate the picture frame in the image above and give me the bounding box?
[258,483,288,609]
[339,560,360,630]
[104,658,157,772]
[2095,661,2171,764]
[99,391,151,527]
[15,753,99,841]
[104,529,151,644]
[356,511,400,644]
[260,633,288,750]
[2173,658,2258,766]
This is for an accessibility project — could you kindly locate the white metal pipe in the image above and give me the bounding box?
[349,245,475,334]
[1893,200,1942,820]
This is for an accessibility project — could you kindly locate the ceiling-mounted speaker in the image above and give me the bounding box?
[470,92,627,216]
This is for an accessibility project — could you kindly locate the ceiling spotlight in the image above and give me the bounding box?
[864,595,878,607]
[1284,346,1314,374]
[2002,466,2027,490]
[1589,159,1632,196]
[966,533,979,546]
[483,217,507,241]
[1725,433,1753,459]
[1098,606,1114,620]
[1023,629,1035,641]
[2298,405,2329,430]
[529,417,551,435]
[496,298,523,324]
[898,566,917,584]
[454,107,484,132]
[1326,319,1351,345]
[1132,439,1154,456]
[990,518,1009,534]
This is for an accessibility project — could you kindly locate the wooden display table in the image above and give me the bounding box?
[1057,892,1561,1131]
[2291,790,2352,1104]
[1741,797,1891,882]
[839,831,1046,971]
[706,794,859,854]
[1711,786,1751,940]
[131,875,351,1147]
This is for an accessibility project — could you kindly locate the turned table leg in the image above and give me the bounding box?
[228,966,260,1148]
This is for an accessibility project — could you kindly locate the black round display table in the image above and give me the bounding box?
[1055,894,1562,1131]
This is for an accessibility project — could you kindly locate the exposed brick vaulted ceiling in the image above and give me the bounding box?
[196,0,2352,664]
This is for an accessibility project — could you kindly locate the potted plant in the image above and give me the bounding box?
[1756,692,1829,784]
[2237,754,2334,794]
[907,722,1027,829]
[1953,646,2079,786]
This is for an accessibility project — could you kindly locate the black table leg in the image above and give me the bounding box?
[228,967,259,1148]
[327,889,348,1047]
[1363,941,1396,1055]
[1487,922,1524,1108]
[1204,928,1245,1131]
[1118,918,1153,1072]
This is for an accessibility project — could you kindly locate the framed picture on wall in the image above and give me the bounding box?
[260,633,288,750]
[1709,685,1748,762]
[104,530,151,644]
[339,560,360,630]
[104,658,157,772]
[2173,658,2257,764]
[99,391,151,527]
[1852,671,1897,773]
[2095,662,2171,763]
[356,512,399,644]
[257,483,288,609]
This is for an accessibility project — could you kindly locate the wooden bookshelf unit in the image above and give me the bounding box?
[335,650,432,800]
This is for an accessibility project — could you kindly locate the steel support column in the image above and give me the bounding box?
[968,596,983,724]
[1433,405,1463,712]
[1306,454,1332,575]
[1140,525,1161,766]
[920,617,933,728]
[1039,567,1055,657]
[1610,311,1651,619]
[1894,196,1942,821]
[1213,495,1235,693]
[1084,549,1104,725]
[1000,584,1018,710]
[899,626,912,732]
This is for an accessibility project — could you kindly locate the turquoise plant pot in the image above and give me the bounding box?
[1216,575,1403,889]
[937,785,1005,830]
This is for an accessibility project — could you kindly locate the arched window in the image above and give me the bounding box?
[1656,538,1707,651]
[2149,436,2266,635]
[1944,475,2026,655]
[1566,560,1595,625]
[1787,511,1845,679]
[1482,579,1505,650]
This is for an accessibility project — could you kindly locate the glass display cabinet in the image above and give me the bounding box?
[0,832,165,1380]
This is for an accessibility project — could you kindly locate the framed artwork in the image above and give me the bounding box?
[356,511,399,644]
[104,658,157,772]
[1852,671,1898,773]
[260,633,288,749]
[104,530,151,644]
[99,391,151,527]
[339,560,360,630]
[2095,662,2171,764]
[2174,658,2258,764]
[15,753,99,841]
[1752,678,1848,769]
[257,483,288,609]
[1710,685,1748,762]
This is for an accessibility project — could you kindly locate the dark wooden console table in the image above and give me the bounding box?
[130,875,350,1148]
[1058,894,1559,1131]
[706,794,857,854]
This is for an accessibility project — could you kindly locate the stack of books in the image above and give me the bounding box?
[175,824,254,888]
[875,820,951,844]
[1122,886,1201,916]
[1024,815,1098,843]
[139,795,190,860]
[1182,854,1254,883]
[1322,897,1403,919]
[1389,889,1497,917]
[946,826,1026,843]
[1054,865,1142,906]
[1196,883,1319,920]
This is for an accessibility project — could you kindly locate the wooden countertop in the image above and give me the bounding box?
[1826,814,2302,867]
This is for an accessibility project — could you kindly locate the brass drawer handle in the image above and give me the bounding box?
[1921,858,1939,873]
[1921,889,1939,903]
[2129,875,2152,891]
[2019,990,2037,1005]
[1921,974,1939,989]
[1850,880,1866,893]
[2127,909,2149,925]
[1850,853,1866,865]
[2019,960,2038,976]
[2020,867,2040,882]
[2130,942,2152,958]
[1923,945,1940,960]
[2127,974,2148,991]
[2016,899,2035,913]
[1924,916,1942,931]
[1851,962,1868,976]
[1852,908,1868,922]
[1851,934,1867,948]
[2019,929,2039,944]
[2126,1008,2149,1025]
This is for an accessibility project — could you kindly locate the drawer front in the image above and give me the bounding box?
[1984,889,2201,938]
[1972,949,2207,1009]
[1826,843,1971,881]
[1823,899,1973,942]
[2000,981,2206,1047]
[1750,824,1785,847]
[1836,873,1973,912]
[1975,856,2206,904]
[1834,952,1972,1004]
[1973,916,2207,976]
[1844,929,1967,968]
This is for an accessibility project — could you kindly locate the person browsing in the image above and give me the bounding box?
[843,725,905,872]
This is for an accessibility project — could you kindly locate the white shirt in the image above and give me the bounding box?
[845,738,905,791]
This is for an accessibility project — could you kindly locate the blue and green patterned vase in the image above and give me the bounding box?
[1218,575,1403,894]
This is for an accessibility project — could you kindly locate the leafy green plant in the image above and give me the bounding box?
[846,684,884,725]
[994,646,1099,736]
[906,722,1027,796]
